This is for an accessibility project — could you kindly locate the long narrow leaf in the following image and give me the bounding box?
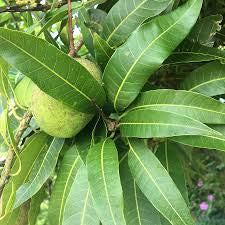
[128,139,195,225]
[119,108,218,138]
[181,61,225,97]
[14,138,65,208]
[63,163,99,225]
[87,139,126,225]
[102,0,172,47]
[48,144,83,225]
[0,28,106,113]
[103,0,203,111]
[120,157,162,225]
[128,89,225,124]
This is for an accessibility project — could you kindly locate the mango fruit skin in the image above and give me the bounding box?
[15,77,36,108]
[31,58,102,138]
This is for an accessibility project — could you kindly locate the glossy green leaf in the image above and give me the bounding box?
[87,139,126,225]
[14,138,65,209]
[37,3,82,36]
[156,141,189,204]
[0,57,9,98]
[93,33,114,69]
[63,163,99,225]
[0,132,50,218]
[170,133,225,152]
[102,0,172,47]
[119,108,218,138]
[48,144,83,225]
[103,0,203,111]
[128,139,195,225]
[84,0,108,8]
[0,201,30,225]
[28,187,46,225]
[0,28,106,113]
[188,14,223,45]
[128,89,225,124]
[165,40,225,65]
[78,7,95,56]
[181,61,225,97]
[120,157,162,225]
[0,102,8,146]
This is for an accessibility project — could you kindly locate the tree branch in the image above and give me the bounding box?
[0,2,67,13]
[68,0,75,57]
[0,111,32,194]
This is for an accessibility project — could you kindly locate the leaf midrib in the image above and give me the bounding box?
[129,103,225,119]
[15,138,60,206]
[113,0,198,110]
[101,139,117,225]
[128,140,188,225]
[58,155,81,225]
[0,33,92,102]
[189,77,225,91]
[133,181,142,225]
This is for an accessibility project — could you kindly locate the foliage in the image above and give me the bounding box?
[0,0,225,225]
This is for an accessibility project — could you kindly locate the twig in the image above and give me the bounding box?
[68,0,75,57]
[74,39,84,56]
[0,111,32,194]
[0,2,67,13]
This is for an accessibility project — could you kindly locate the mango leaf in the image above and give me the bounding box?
[0,201,30,225]
[0,100,8,146]
[127,89,225,124]
[84,0,108,8]
[102,0,172,47]
[78,7,95,56]
[28,187,46,225]
[87,139,126,225]
[188,14,223,45]
[93,33,114,69]
[0,132,50,218]
[103,0,203,111]
[164,40,225,65]
[181,61,225,97]
[63,163,99,225]
[128,139,195,225]
[0,28,106,113]
[120,157,162,225]
[48,144,83,225]
[37,3,82,36]
[14,138,65,209]
[119,108,218,138]
[0,57,9,98]
[170,133,225,152]
[156,141,189,204]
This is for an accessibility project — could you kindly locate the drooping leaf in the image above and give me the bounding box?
[0,57,9,98]
[164,40,225,65]
[156,141,189,204]
[37,3,82,36]
[48,144,83,225]
[87,139,126,225]
[170,133,225,152]
[181,61,225,97]
[120,157,162,225]
[0,201,30,225]
[0,28,106,113]
[127,89,225,124]
[128,139,195,225]
[103,0,203,111]
[14,138,65,209]
[188,14,223,45]
[93,33,114,69]
[63,163,99,225]
[28,187,46,225]
[102,0,172,47]
[119,108,218,138]
[78,7,95,56]
[0,132,50,218]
